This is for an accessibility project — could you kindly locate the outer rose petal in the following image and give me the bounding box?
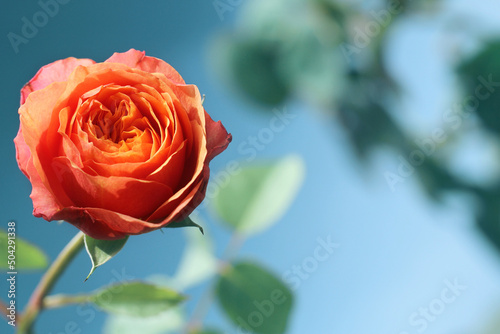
[106,49,185,84]
[166,166,210,224]
[14,128,30,177]
[27,155,64,220]
[147,112,231,225]
[52,207,162,240]
[169,113,232,219]
[53,155,175,219]
[21,57,95,105]
[205,111,232,161]
[18,81,74,214]
[14,127,63,219]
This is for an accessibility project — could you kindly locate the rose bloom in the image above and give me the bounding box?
[14,49,231,240]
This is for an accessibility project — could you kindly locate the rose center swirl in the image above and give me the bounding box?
[72,85,170,158]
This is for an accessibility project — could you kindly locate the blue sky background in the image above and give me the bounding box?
[2,0,500,333]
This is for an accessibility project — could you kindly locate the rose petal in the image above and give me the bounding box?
[204,111,232,161]
[146,140,187,189]
[53,63,172,116]
[19,81,68,141]
[53,156,174,219]
[168,166,210,223]
[168,83,204,128]
[14,128,30,178]
[27,155,64,220]
[21,57,95,105]
[14,127,63,218]
[106,49,185,84]
[149,171,207,224]
[146,120,207,221]
[53,206,167,240]
[19,81,76,210]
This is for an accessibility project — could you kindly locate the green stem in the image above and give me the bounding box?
[0,299,10,320]
[43,294,90,310]
[17,231,85,334]
[221,233,244,261]
[184,232,244,333]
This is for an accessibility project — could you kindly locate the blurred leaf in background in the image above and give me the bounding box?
[210,0,347,109]
[213,155,305,237]
[92,281,185,317]
[103,275,188,334]
[457,40,500,136]
[216,261,294,334]
[0,229,48,270]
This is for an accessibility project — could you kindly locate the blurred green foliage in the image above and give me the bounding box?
[212,0,347,109]
[91,281,185,317]
[216,261,294,334]
[0,229,48,270]
[458,41,500,136]
[211,0,500,257]
[213,155,305,236]
[457,42,500,252]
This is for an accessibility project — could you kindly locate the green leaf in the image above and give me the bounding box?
[277,19,345,109]
[84,235,128,281]
[216,261,293,334]
[164,216,204,234]
[91,281,185,317]
[213,155,305,236]
[0,229,48,270]
[457,40,500,136]
[211,34,290,106]
[476,187,500,254]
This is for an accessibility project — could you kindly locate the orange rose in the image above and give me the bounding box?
[14,49,231,240]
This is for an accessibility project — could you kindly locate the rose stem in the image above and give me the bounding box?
[184,232,244,333]
[0,299,10,320]
[17,231,85,334]
[42,294,90,309]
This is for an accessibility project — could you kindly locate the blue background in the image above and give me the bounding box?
[2,0,500,333]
